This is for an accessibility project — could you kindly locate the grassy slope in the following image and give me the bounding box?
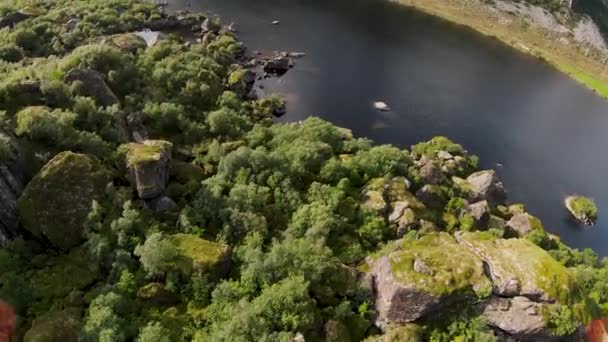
[392,0,608,100]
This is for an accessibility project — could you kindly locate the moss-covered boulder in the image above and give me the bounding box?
[121,140,172,199]
[23,308,80,342]
[506,213,544,237]
[17,152,110,250]
[565,195,598,226]
[108,33,147,53]
[455,232,588,316]
[465,170,506,205]
[168,234,230,276]
[371,233,492,326]
[137,282,179,306]
[378,324,423,342]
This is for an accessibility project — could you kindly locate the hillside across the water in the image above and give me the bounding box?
[393,0,608,100]
[1,1,608,341]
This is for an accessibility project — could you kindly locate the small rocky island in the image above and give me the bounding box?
[565,195,599,226]
[0,1,607,342]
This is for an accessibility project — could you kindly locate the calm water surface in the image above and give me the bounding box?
[168,0,608,254]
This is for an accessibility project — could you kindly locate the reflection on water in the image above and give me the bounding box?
[168,0,608,254]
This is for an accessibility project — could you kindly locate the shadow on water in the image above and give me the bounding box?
[169,0,608,254]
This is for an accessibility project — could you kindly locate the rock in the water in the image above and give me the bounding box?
[420,162,446,185]
[466,170,507,205]
[64,69,119,107]
[371,233,491,327]
[122,140,172,199]
[18,152,110,250]
[263,56,293,74]
[506,213,543,237]
[564,196,598,226]
[169,233,231,276]
[24,308,80,342]
[455,231,582,302]
[468,200,491,229]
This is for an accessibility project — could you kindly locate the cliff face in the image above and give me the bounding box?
[0,131,28,246]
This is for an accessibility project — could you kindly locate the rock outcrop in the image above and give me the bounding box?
[482,296,554,341]
[465,170,506,205]
[455,232,580,302]
[64,69,119,107]
[17,152,110,250]
[371,233,492,327]
[506,213,543,237]
[122,140,172,199]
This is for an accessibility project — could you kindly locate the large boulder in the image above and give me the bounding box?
[18,152,110,250]
[107,33,147,53]
[466,170,506,205]
[455,232,583,304]
[419,162,446,185]
[468,200,491,229]
[23,308,80,342]
[482,296,579,341]
[64,69,119,107]
[122,140,172,199]
[371,233,492,327]
[506,213,544,237]
[415,184,447,208]
[169,233,230,276]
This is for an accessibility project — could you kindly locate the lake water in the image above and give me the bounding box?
[168,0,608,255]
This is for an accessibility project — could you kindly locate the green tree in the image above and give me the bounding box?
[134,233,179,277]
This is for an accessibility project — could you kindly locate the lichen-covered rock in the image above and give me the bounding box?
[415,184,447,208]
[482,296,552,340]
[169,233,230,276]
[24,308,80,342]
[466,170,506,205]
[18,152,109,250]
[419,162,446,185]
[507,213,544,237]
[455,232,584,306]
[228,68,256,98]
[64,69,119,107]
[371,233,492,326]
[362,190,388,213]
[122,140,172,199]
[107,33,147,53]
[468,200,491,229]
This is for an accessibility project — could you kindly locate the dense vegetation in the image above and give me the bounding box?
[0,1,607,341]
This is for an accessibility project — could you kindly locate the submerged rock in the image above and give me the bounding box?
[371,233,492,327]
[18,152,110,250]
[122,140,172,199]
[64,69,119,107]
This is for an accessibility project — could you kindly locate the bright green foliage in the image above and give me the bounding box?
[428,316,496,342]
[80,292,128,342]
[546,305,580,336]
[137,322,171,342]
[134,233,179,277]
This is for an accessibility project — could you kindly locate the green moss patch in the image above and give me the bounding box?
[565,196,598,225]
[121,140,172,167]
[169,234,229,276]
[17,151,110,250]
[388,233,492,297]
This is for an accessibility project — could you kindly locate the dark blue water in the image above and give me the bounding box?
[170,0,608,254]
